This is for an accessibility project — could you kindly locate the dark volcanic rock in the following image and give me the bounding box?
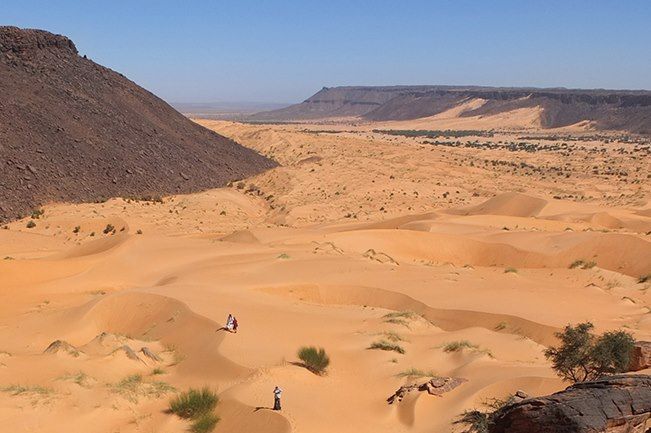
[629,342,651,372]
[251,85,651,134]
[0,26,276,223]
[490,375,651,433]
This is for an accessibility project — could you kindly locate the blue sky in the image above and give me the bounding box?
[4,1,650,103]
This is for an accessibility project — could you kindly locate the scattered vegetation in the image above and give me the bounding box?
[26,220,36,229]
[380,331,405,342]
[30,208,44,219]
[443,340,478,353]
[297,346,330,375]
[58,371,95,388]
[152,368,166,375]
[277,253,290,259]
[396,368,436,379]
[569,259,596,270]
[382,311,416,328]
[1,385,53,396]
[368,340,405,354]
[169,387,220,433]
[544,322,635,382]
[103,223,115,234]
[454,395,516,433]
[504,267,518,273]
[111,373,175,403]
[73,225,81,233]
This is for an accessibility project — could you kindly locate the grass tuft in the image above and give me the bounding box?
[569,259,596,270]
[169,387,219,420]
[396,368,436,378]
[368,340,405,354]
[443,340,478,353]
[297,346,330,374]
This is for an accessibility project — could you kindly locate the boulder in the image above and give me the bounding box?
[387,376,467,404]
[629,342,651,372]
[490,375,651,433]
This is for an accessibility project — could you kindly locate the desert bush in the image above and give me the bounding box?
[454,396,515,433]
[544,322,634,382]
[639,274,650,284]
[191,413,220,433]
[26,220,36,229]
[443,341,478,353]
[569,259,596,270]
[504,267,518,273]
[103,224,115,234]
[368,340,405,354]
[73,225,80,233]
[169,387,218,420]
[31,208,44,219]
[297,346,330,374]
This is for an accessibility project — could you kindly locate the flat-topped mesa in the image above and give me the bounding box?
[0,26,77,56]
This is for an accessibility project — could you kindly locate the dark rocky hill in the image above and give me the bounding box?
[250,85,651,133]
[0,26,276,223]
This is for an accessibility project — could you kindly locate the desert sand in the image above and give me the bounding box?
[0,119,649,433]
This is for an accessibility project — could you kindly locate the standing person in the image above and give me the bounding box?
[226,314,234,332]
[232,316,239,333]
[273,386,282,410]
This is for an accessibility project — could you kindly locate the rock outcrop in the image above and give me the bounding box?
[629,342,651,372]
[43,340,82,357]
[387,376,467,404]
[490,375,651,433]
[0,26,276,223]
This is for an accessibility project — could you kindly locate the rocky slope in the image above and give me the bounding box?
[250,85,651,133]
[490,375,651,433]
[0,26,276,223]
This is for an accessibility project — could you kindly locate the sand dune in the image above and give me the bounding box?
[0,120,648,432]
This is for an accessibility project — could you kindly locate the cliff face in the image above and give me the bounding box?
[250,85,651,133]
[0,27,277,223]
[490,375,651,433]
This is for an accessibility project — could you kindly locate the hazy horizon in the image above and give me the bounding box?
[4,0,651,103]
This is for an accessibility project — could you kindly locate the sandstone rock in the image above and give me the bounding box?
[43,340,82,357]
[140,346,162,362]
[387,376,467,404]
[490,375,651,433]
[629,342,651,372]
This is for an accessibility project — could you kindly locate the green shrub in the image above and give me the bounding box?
[169,387,218,419]
[368,340,405,354]
[297,346,330,374]
[191,413,220,433]
[454,396,516,433]
[544,322,635,382]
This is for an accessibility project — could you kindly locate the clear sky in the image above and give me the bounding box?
[4,1,650,103]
